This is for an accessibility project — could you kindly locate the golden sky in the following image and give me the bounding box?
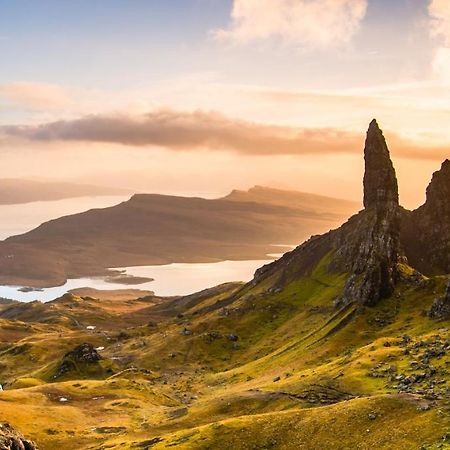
[1,0,449,209]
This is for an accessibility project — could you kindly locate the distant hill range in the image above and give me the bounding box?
[0,186,359,287]
[224,185,358,217]
[0,179,130,205]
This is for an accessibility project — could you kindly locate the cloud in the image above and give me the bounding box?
[1,109,449,161]
[0,82,70,109]
[429,0,450,84]
[2,110,361,155]
[429,0,450,45]
[213,0,368,47]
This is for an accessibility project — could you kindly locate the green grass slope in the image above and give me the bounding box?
[0,260,448,449]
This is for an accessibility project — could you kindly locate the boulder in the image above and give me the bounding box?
[0,423,38,450]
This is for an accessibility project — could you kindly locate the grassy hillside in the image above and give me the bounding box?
[0,258,448,449]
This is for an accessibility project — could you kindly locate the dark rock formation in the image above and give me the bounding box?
[64,343,102,363]
[335,120,401,306]
[429,281,450,320]
[254,119,402,307]
[0,423,38,450]
[55,343,101,378]
[252,120,450,309]
[402,159,450,275]
[363,119,399,209]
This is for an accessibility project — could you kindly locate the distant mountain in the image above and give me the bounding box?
[0,187,358,287]
[225,185,358,217]
[0,179,130,204]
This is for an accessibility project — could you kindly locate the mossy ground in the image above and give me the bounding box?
[0,263,448,449]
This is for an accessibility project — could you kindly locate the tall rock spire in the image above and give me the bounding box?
[334,120,402,306]
[254,120,403,308]
[363,119,399,208]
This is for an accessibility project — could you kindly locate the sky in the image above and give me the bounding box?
[1,0,450,208]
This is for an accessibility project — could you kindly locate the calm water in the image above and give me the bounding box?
[0,196,289,302]
[0,260,272,302]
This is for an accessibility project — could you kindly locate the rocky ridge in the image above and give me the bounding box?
[253,120,449,307]
[402,159,450,275]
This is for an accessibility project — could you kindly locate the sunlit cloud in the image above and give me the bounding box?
[213,0,368,47]
[429,0,450,84]
[1,109,448,161]
[429,0,450,45]
[0,82,71,110]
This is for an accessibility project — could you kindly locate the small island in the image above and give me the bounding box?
[104,275,154,285]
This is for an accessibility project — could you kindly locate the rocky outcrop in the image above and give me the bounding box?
[334,120,401,306]
[429,281,450,320]
[252,120,450,309]
[402,159,450,275]
[64,343,102,363]
[0,423,38,450]
[55,343,101,378]
[254,120,402,307]
[363,119,399,209]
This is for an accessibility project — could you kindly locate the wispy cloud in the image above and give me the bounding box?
[213,0,368,48]
[2,109,448,161]
[429,0,450,84]
[429,0,450,44]
[0,82,71,110]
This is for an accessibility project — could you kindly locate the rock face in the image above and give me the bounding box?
[402,159,450,275]
[254,120,402,307]
[335,120,401,306]
[363,119,399,209]
[429,281,450,320]
[0,423,38,450]
[252,120,450,308]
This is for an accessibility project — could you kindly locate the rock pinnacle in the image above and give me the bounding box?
[363,119,399,209]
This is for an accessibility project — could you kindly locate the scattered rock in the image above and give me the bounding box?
[166,407,188,420]
[429,281,450,320]
[92,426,126,434]
[0,423,38,450]
[417,404,431,412]
[132,437,163,448]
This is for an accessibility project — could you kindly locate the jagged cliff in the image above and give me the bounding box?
[253,120,449,307]
[402,159,450,275]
